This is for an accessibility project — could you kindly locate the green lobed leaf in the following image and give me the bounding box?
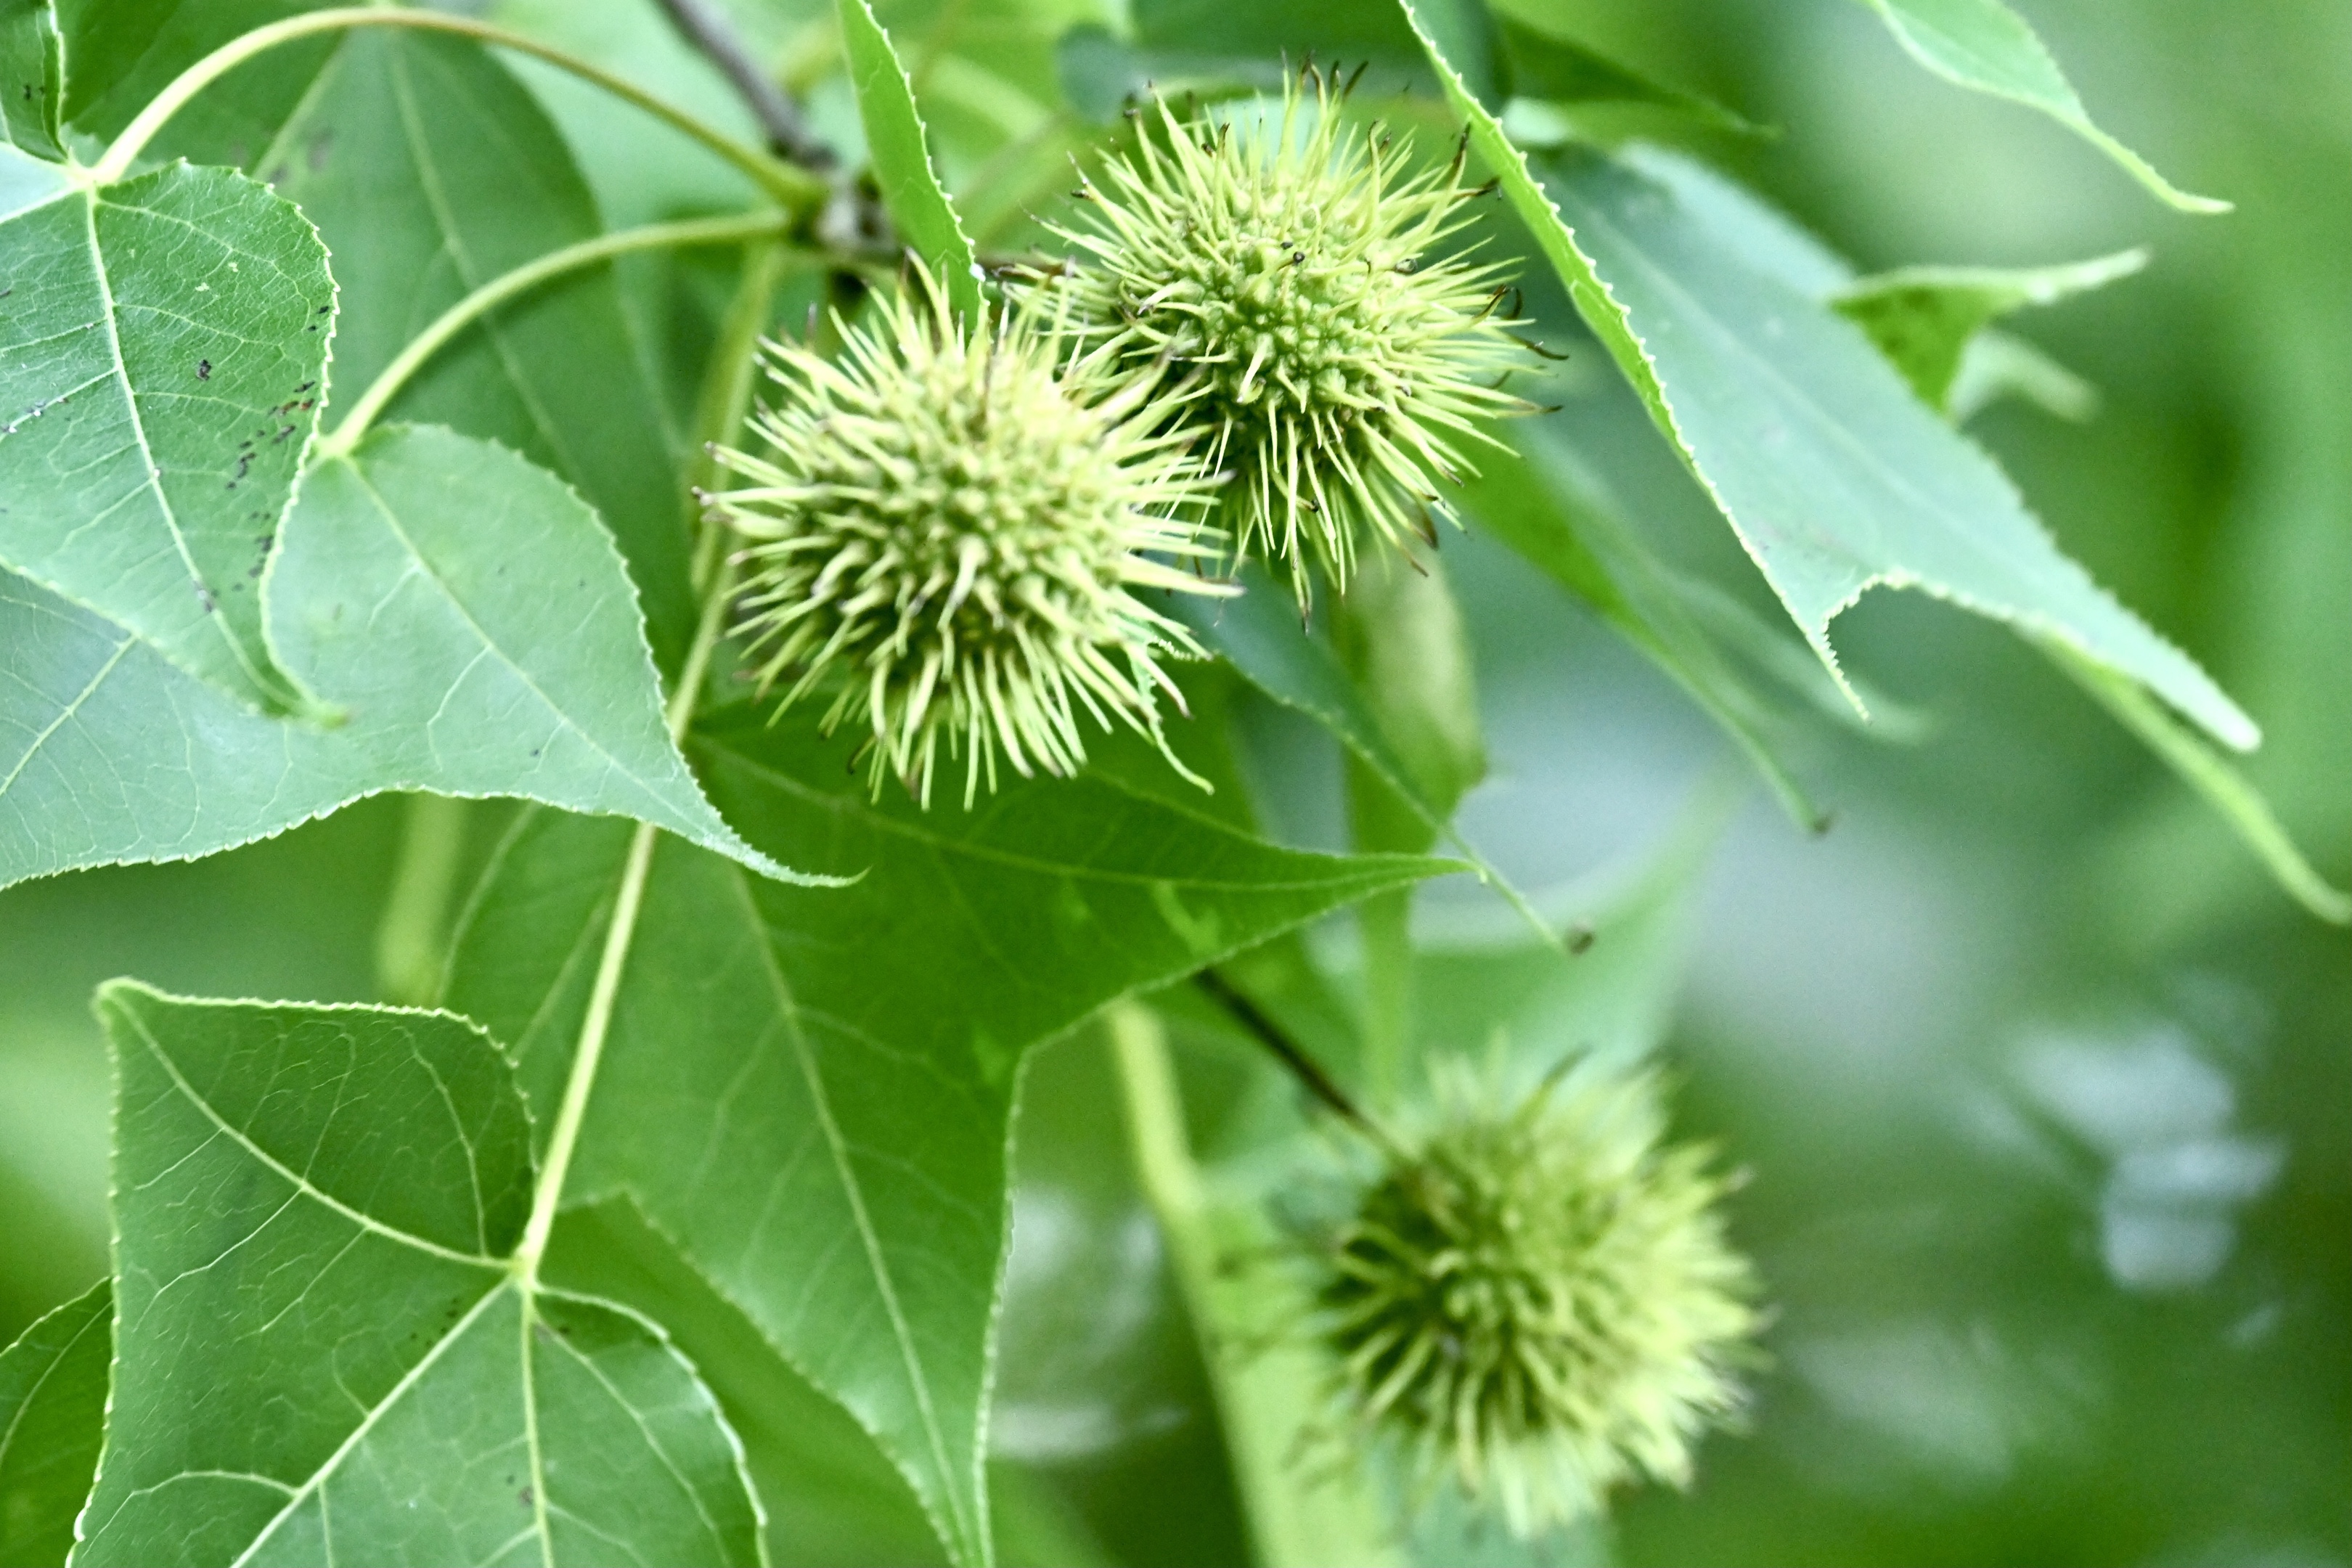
[443,713,1458,1566]
[1858,0,2228,215]
[1575,149,2340,912]
[1,0,63,158]
[0,1279,108,1568]
[544,1197,950,1568]
[1830,248,2146,412]
[0,149,330,714]
[837,0,983,322]
[55,1,324,150]
[67,12,705,665]
[80,984,764,1568]
[0,425,807,891]
[242,27,700,667]
[1397,1,2254,756]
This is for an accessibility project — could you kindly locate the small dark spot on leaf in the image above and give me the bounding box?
[196,359,211,380]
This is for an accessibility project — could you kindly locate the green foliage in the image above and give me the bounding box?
[1857,0,2226,213]
[0,422,786,891]
[81,984,761,1567]
[0,1280,107,1567]
[838,0,982,320]
[0,150,329,714]
[442,714,1453,1564]
[1538,147,2252,750]
[1,1,65,159]
[1829,248,2147,414]
[237,25,702,664]
[0,1,2343,1565]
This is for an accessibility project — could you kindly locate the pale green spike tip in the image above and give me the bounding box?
[1316,1059,1763,1538]
[1031,65,1540,609]
[706,258,1228,807]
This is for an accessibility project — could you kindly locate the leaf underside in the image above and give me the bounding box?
[0,424,792,891]
[836,0,982,322]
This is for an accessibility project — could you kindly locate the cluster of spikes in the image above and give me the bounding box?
[711,63,1536,804]
[705,263,1226,806]
[1315,1059,1760,1538]
[1040,62,1538,608]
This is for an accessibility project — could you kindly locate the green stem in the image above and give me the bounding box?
[375,793,472,1005]
[1108,1001,1402,1568]
[685,240,792,587]
[514,816,658,1283]
[319,211,801,457]
[515,572,726,1283]
[512,250,787,1285]
[88,7,828,205]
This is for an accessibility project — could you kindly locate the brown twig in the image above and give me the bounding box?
[1192,968,1403,1157]
[651,0,834,170]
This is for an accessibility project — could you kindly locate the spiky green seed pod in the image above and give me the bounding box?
[1318,1062,1760,1537]
[1037,68,1532,607]
[706,264,1228,806]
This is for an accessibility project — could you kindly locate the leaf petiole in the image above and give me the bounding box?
[511,246,790,1287]
[317,211,803,458]
[87,6,830,206]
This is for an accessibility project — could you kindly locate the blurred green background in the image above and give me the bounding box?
[2,1,2343,1563]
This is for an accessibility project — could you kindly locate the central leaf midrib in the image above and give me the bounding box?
[79,188,276,698]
